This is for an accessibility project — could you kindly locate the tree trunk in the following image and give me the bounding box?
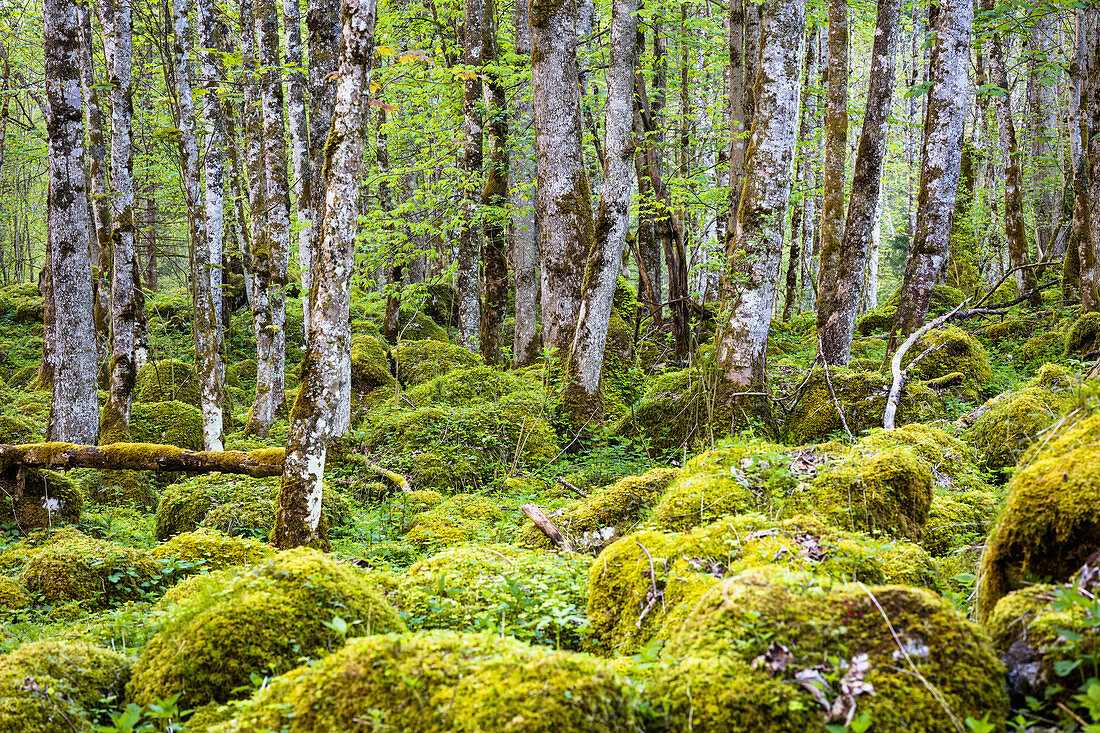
[173,0,224,450]
[282,0,311,337]
[456,0,485,351]
[817,0,900,364]
[510,0,540,367]
[799,25,820,312]
[530,0,595,361]
[1087,7,1100,314]
[890,0,972,339]
[564,0,637,410]
[814,0,847,357]
[715,0,804,414]
[984,0,1038,303]
[144,195,158,292]
[479,0,508,366]
[45,0,99,444]
[1072,8,1098,311]
[249,0,291,436]
[102,0,139,440]
[274,0,377,549]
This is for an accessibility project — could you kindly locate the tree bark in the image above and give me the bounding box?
[479,0,508,366]
[564,0,637,409]
[102,0,139,439]
[456,0,486,350]
[817,0,901,364]
[510,0,540,367]
[45,0,99,444]
[799,25,820,312]
[890,0,972,339]
[716,0,804,413]
[283,0,311,336]
[0,443,285,477]
[1072,8,1098,311]
[530,0,595,361]
[274,0,377,549]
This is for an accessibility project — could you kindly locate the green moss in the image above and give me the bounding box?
[855,285,965,337]
[922,489,998,557]
[1065,311,1100,355]
[134,359,200,407]
[0,282,44,324]
[653,575,1007,731]
[968,388,1063,472]
[0,414,39,444]
[858,423,987,492]
[227,359,257,389]
[614,368,713,455]
[0,575,29,609]
[612,276,638,327]
[586,514,936,656]
[393,544,591,648]
[522,467,680,551]
[0,469,83,530]
[982,318,1033,344]
[402,493,507,550]
[149,527,274,571]
[88,469,156,511]
[1021,331,1065,365]
[902,325,993,398]
[977,412,1100,621]
[17,528,164,610]
[129,400,204,451]
[395,339,479,386]
[127,548,405,711]
[204,631,640,732]
[0,640,129,732]
[350,334,395,396]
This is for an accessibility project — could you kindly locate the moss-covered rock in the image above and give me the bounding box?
[154,473,349,542]
[0,413,39,444]
[922,489,998,557]
[86,469,156,510]
[205,631,640,733]
[149,527,274,571]
[127,548,405,711]
[227,358,257,389]
[0,640,129,732]
[129,400,204,451]
[0,282,44,324]
[902,325,993,398]
[586,514,937,656]
[1065,310,1100,355]
[651,574,1007,731]
[614,368,712,455]
[402,493,506,550]
[1021,330,1065,365]
[17,528,164,610]
[0,469,83,530]
[134,359,200,406]
[855,285,965,336]
[0,575,30,609]
[350,333,394,397]
[982,318,1033,344]
[394,544,591,648]
[858,423,987,492]
[968,388,1062,472]
[977,412,1100,621]
[395,339,479,386]
[522,468,680,551]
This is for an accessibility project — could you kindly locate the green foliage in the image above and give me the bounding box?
[394,338,479,386]
[134,360,200,407]
[149,528,274,571]
[0,469,83,530]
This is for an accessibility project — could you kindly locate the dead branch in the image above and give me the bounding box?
[519,503,574,552]
[0,442,285,477]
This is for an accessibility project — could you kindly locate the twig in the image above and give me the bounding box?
[814,340,853,440]
[634,540,665,627]
[555,476,588,498]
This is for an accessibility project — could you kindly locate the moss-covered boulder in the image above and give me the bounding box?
[982,318,1033,344]
[0,413,39,444]
[401,493,506,550]
[649,574,1007,731]
[16,528,163,610]
[0,640,130,732]
[902,325,992,399]
[968,389,1061,472]
[134,359,200,406]
[0,469,83,530]
[127,548,405,711]
[129,400,204,450]
[149,527,274,571]
[1021,330,1065,365]
[586,514,937,656]
[0,575,30,609]
[350,333,394,396]
[522,467,680,551]
[858,422,987,492]
[205,631,640,733]
[394,544,591,648]
[614,368,711,455]
[0,282,44,324]
[154,473,349,542]
[922,489,998,557]
[977,412,1100,621]
[1065,311,1100,355]
[855,285,965,336]
[395,339,479,386]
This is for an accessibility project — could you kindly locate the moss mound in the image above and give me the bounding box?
[586,514,936,656]
[127,548,405,710]
[0,640,130,732]
[859,423,987,492]
[227,358,257,389]
[134,359,200,406]
[0,575,30,609]
[923,489,998,557]
[16,528,163,610]
[0,282,44,324]
[0,413,39,444]
[205,631,640,732]
[155,473,349,541]
[1065,310,1100,355]
[0,469,83,530]
[614,368,712,455]
[401,493,507,550]
[149,527,274,571]
[395,339,479,386]
[522,467,680,551]
[651,574,1006,731]
[1021,330,1065,365]
[982,318,1032,344]
[903,325,992,398]
[394,544,591,648]
[968,388,1062,472]
[129,400,203,450]
[977,412,1100,621]
[855,285,965,336]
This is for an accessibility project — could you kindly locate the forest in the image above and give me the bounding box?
[0,0,1098,728]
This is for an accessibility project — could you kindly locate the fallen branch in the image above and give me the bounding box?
[519,503,574,552]
[555,476,588,498]
[366,462,410,493]
[0,442,285,477]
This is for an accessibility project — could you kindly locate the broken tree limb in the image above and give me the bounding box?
[555,476,589,498]
[0,442,286,477]
[883,299,970,430]
[366,462,410,493]
[519,503,574,552]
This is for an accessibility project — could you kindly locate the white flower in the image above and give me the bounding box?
[42,498,62,515]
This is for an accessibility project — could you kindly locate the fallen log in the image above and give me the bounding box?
[0,442,286,477]
[519,503,574,552]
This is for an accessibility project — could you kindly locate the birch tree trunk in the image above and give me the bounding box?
[479,0,508,365]
[283,0,311,335]
[45,0,99,444]
[716,0,804,414]
[102,0,139,439]
[249,0,291,435]
[173,0,224,450]
[817,0,900,364]
[891,0,972,338]
[307,0,340,220]
[530,0,595,361]
[814,0,847,354]
[564,0,637,409]
[984,0,1038,302]
[457,0,485,351]
[510,0,540,367]
[274,0,377,549]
